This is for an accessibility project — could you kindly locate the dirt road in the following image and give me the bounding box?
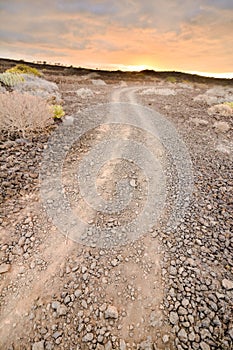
[0,77,232,350]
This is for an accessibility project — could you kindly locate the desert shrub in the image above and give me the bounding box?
[140,87,176,96]
[52,104,65,119]
[224,101,233,108]
[0,72,24,87]
[207,103,233,116]
[0,91,54,138]
[76,88,94,98]
[166,76,176,83]
[6,64,41,77]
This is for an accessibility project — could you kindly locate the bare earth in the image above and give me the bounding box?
[0,65,233,350]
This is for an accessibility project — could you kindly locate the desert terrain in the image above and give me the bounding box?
[0,59,232,350]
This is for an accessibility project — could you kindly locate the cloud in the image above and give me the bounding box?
[0,0,232,74]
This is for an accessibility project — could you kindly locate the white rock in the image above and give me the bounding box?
[162,334,169,343]
[191,118,208,126]
[129,179,137,187]
[76,87,94,98]
[91,79,106,86]
[119,339,126,350]
[32,341,44,350]
[213,121,230,133]
[0,264,10,274]
[63,116,74,126]
[104,305,118,319]
[222,278,233,290]
[140,87,176,96]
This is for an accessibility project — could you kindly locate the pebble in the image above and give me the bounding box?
[82,332,94,342]
[177,328,188,342]
[32,341,44,350]
[200,341,210,350]
[104,305,119,319]
[119,339,126,350]
[0,263,10,274]
[169,311,179,325]
[222,278,233,290]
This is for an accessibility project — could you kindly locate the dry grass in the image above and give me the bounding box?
[207,103,233,116]
[0,91,54,138]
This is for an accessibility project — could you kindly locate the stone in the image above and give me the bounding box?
[191,118,208,126]
[105,341,112,350]
[51,301,60,310]
[130,179,137,187]
[177,328,188,342]
[138,338,153,350]
[119,339,126,350]
[222,278,233,290]
[200,341,210,350]
[82,332,94,342]
[213,121,230,133]
[52,331,62,339]
[57,304,67,316]
[162,334,169,343]
[105,305,118,319]
[169,312,179,325]
[178,306,188,316]
[74,289,82,298]
[32,341,44,350]
[0,263,10,274]
[63,116,74,126]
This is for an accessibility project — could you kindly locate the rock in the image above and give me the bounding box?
[105,341,112,350]
[82,332,94,342]
[81,300,87,309]
[178,306,188,316]
[213,121,230,133]
[130,179,137,187]
[64,295,71,304]
[119,339,126,350]
[0,263,10,274]
[51,301,60,310]
[32,341,44,350]
[57,304,67,316]
[104,305,118,319]
[162,334,169,343]
[63,116,74,126]
[111,259,118,267]
[169,311,179,325]
[191,118,208,126]
[222,278,233,290]
[200,341,210,350]
[74,289,82,298]
[52,331,62,339]
[177,328,188,342]
[138,338,153,350]
[91,79,107,86]
[181,298,189,307]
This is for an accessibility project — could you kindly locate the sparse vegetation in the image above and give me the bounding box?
[166,76,177,83]
[6,64,42,77]
[0,72,25,87]
[224,101,233,108]
[52,104,65,119]
[0,91,54,138]
[207,103,233,116]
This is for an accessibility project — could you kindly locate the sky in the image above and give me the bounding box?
[0,0,233,78]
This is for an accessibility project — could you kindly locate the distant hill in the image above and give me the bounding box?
[0,57,232,86]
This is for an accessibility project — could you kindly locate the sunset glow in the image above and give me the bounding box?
[0,1,232,78]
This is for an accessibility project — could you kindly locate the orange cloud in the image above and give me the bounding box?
[0,1,232,77]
